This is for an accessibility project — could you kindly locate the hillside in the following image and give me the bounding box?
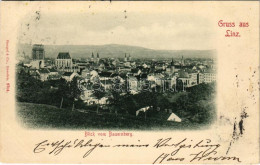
[17,43,216,60]
[16,102,202,130]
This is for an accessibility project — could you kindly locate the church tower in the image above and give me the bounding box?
[128,54,132,61]
[171,58,175,73]
[96,53,100,63]
[31,44,45,69]
[181,56,184,66]
[124,53,127,62]
[91,52,94,62]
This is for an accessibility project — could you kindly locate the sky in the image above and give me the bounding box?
[18,10,215,50]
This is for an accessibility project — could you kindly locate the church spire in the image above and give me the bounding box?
[181,55,184,66]
[124,53,127,62]
[128,54,132,61]
[91,52,94,62]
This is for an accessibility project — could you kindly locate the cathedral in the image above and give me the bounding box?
[55,52,79,72]
[90,52,100,63]
[55,52,73,68]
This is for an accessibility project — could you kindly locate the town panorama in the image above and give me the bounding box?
[16,44,216,130]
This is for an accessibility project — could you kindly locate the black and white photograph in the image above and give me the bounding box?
[16,9,217,130]
[1,2,260,164]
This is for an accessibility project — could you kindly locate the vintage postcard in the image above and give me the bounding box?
[0,1,259,164]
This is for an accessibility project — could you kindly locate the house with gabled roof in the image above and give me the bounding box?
[62,72,78,81]
[36,68,50,81]
[131,68,141,76]
[98,71,113,80]
[48,68,59,75]
[167,113,182,122]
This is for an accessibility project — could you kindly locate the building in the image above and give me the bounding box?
[131,68,141,76]
[98,71,113,80]
[62,72,78,81]
[147,73,164,86]
[204,69,216,83]
[128,54,132,61]
[180,56,185,66]
[124,61,131,68]
[171,62,175,73]
[136,106,151,116]
[167,113,182,122]
[177,71,191,90]
[164,75,177,90]
[124,53,127,62]
[127,76,138,93]
[48,68,58,75]
[91,52,94,62]
[96,53,100,63]
[142,63,148,69]
[100,80,113,90]
[188,72,198,86]
[55,52,73,70]
[48,68,61,80]
[197,72,205,84]
[81,68,91,78]
[36,68,50,81]
[55,52,80,72]
[31,44,45,69]
[170,58,175,73]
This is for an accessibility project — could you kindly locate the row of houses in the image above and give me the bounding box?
[28,68,78,82]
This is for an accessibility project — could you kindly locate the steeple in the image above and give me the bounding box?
[171,58,174,66]
[171,58,175,73]
[124,53,127,62]
[91,52,94,62]
[96,53,100,63]
[128,54,132,61]
[181,55,184,66]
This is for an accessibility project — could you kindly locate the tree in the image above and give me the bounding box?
[68,77,82,111]
[108,90,121,115]
[92,83,105,114]
[56,78,68,109]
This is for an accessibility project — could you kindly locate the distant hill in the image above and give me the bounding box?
[17,44,216,60]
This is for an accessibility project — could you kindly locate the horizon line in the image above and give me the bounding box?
[19,42,216,52]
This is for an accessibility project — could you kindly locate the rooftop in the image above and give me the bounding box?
[48,68,58,72]
[32,44,44,51]
[63,72,74,76]
[57,52,71,59]
[38,68,50,74]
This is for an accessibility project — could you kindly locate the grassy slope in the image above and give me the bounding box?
[16,102,206,130]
